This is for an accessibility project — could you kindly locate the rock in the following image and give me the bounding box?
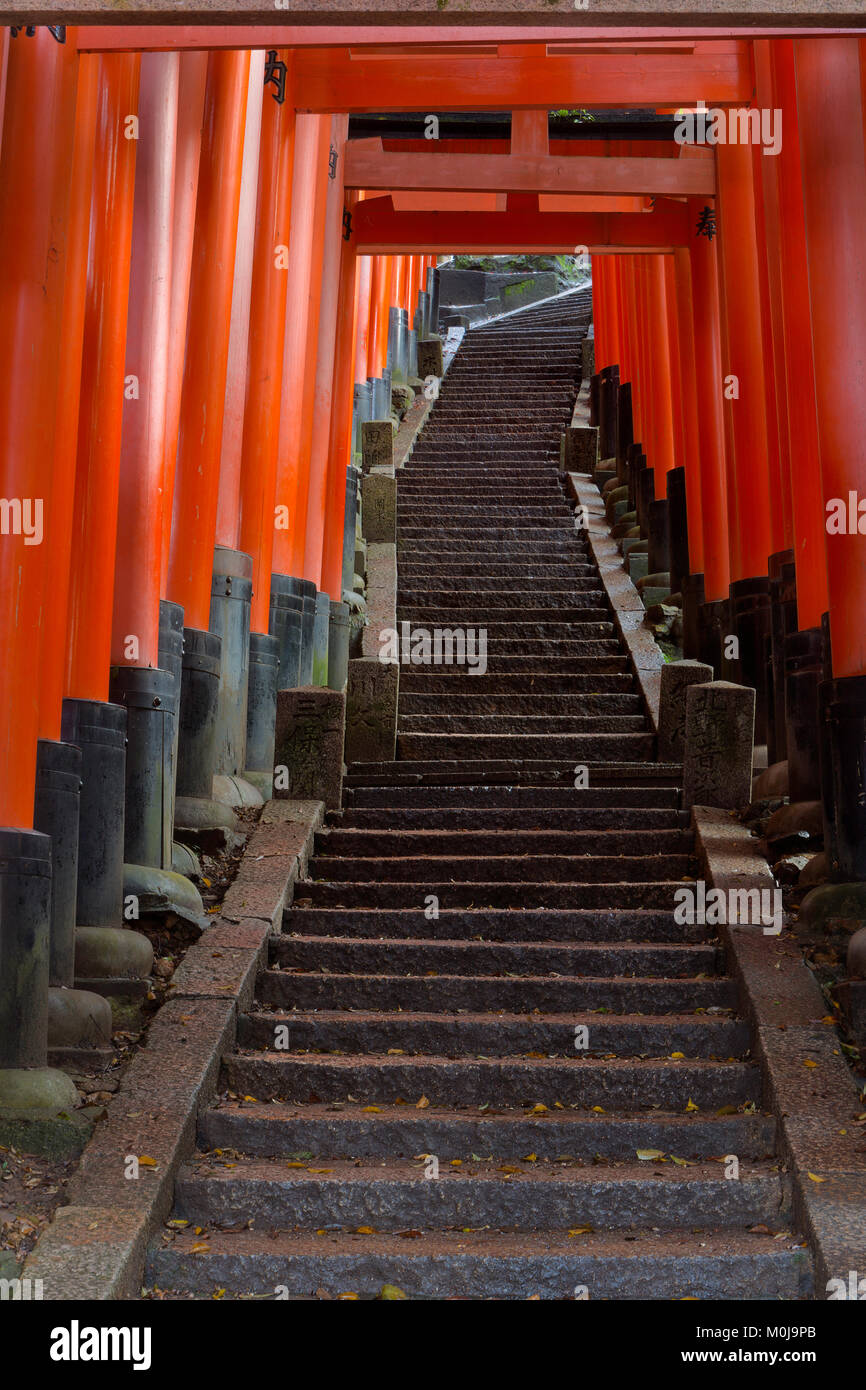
[391,383,415,418]
[765,800,824,845]
[752,760,789,799]
[343,589,366,614]
[636,571,671,592]
[798,881,866,940]
[774,853,816,886]
[848,928,866,978]
[799,851,829,888]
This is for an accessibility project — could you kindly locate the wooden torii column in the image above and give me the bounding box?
[795,36,866,883]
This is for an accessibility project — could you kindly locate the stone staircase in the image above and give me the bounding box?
[147,293,811,1300]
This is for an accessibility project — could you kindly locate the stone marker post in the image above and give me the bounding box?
[658,661,714,761]
[683,680,756,810]
[273,687,346,811]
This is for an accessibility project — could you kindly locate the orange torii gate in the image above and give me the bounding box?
[4,17,866,1121]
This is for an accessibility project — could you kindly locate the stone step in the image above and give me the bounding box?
[315,828,690,858]
[238,1010,748,1058]
[296,881,692,909]
[344,759,680,784]
[395,732,655,760]
[396,715,646,735]
[146,1228,809,1301]
[342,785,675,809]
[199,1100,777,1162]
[222,1052,758,1110]
[268,936,716,975]
[392,675,637,696]
[284,906,701,941]
[171,1156,783,1232]
[390,622,616,642]
[308,850,693,884]
[397,693,641,716]
[254,972,737,1014]
[397,608,612,627]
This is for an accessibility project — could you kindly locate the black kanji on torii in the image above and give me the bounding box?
[342,209,353,242]
[328,146,338,180]
[264,50,288,104]
[11,24,66,42]
[696,205,717,240]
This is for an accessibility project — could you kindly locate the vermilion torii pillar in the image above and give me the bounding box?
[645,254,676,495]
[277,115,331,604]
[796,37,866,882]
[770,39,828,635]
[238,67,295,637]
[166,49,249,820]
[63,53,148,961]
[715,138,774,733]
[354,254,373,385]
[688,196,730,611]
[0,25,81,1115]
[38,54,99,747]
[109,52,186,883]
[672,247,704,578]
[215,50,266,557]
[166,49,249,634]
[303,115,350,685]
[160,51,208,595]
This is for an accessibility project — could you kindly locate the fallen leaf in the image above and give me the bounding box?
[637,1149,665,1161]
[807,1172,827,1183]
[685,1099,699,1113]
[416,1095,430,1110]
[568,1226,594,1236]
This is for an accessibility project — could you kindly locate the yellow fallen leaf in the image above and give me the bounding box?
[591,1106,605,1114]
[685,1099,699,1112]
[338,1292,360,1300]
[416,1095,430,1109]
[212,1289,225,1300]
[356,1226,375,1234]
[669,1052,685,1060]
[529,1103,548,1115]
[803,1060,818,1069]
[285,1162,307,1168]
[243,1095,258,1102]
[138,1156,158,1167]
[807,1172,826,1183]
[670,1156,692,1166]
[191,1242,210,1253]
[307,1168,333,1174]
[637,1149,665,1161]
[568,1226,594,1236]
[379,1284,407,1300]
[523,1153,538,1162]
[362,1106,380,1113]
[387,1049,405,1056]
[450,1159,462,1166]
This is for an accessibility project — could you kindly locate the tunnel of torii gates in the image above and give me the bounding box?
[0,22,865,1108]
